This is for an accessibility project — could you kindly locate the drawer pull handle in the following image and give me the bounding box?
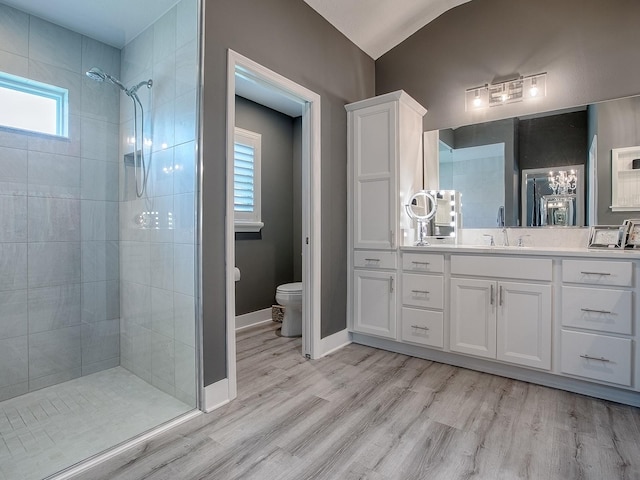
[581,308,613,315]
[364,258,380,262]
[411,261,430,266]
[580,271,611,276]
[411,325,430,331]
[579,354,611,363]
[389,276,394,293]
[411,290,430,295]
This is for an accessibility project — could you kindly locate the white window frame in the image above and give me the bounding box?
[0,71,69,137]
[234,127,263,232]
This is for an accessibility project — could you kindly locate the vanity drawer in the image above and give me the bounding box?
[562,286,632,335]
[450,255,552,281]
[401,307,444,348]
[562,260,632,287]
[402,274,443,309]
[354,250,397,270]
[402,252,444,273]
[561,330,632,386]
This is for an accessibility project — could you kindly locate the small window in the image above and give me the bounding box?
[0,71,68,137]
[234,127,263,232]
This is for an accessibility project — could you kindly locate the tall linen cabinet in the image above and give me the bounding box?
[346,91,427,339]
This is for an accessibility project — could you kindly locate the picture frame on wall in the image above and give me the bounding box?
[587,225,627,249]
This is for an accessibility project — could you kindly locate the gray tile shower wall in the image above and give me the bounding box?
[0,3,121,401]
[118,0,198,407]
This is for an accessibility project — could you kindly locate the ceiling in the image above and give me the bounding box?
[5,0,471,58]
[1,0,179,48]
[303,0,471,59]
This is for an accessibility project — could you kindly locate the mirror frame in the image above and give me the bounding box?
[405,190,438,221]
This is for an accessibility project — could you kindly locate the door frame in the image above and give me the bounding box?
[225,49,322,399]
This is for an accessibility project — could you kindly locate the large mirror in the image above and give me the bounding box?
[427,94,640,228]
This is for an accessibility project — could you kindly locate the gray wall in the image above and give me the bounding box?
[202,0,375,385]
[376,0,640,132]
[234,96,299,315]
[592,96,640,224]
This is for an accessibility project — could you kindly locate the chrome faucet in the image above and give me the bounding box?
[517,234,531,247]
[483,234,495,246]
[501,227,509,247]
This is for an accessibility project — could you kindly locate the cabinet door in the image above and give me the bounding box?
[497,282,551,370]
[353,270,396,338]
[450,278,496,358]
[352,102,397,249]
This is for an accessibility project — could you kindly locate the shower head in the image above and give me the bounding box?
[86,67,107,82]
[86,67,127,92]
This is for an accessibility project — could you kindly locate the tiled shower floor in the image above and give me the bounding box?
[0,367,193,480]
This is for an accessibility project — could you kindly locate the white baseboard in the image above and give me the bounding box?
[320,328,352,357]
[203,378,231,412]
[235,307,272,330]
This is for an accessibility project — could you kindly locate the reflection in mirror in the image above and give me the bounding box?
[439,142,505,227]
[428,107,591,227]
[521,165,585,226]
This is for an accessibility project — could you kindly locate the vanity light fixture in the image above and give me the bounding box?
[465,72,547,111]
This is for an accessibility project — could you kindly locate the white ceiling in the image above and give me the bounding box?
[303,0,472,59]
[4,0,469,58]
[1,0,179,48]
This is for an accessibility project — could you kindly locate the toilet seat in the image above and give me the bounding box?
[276,282,302,299]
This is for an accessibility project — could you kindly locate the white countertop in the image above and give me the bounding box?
[400,244,640,259]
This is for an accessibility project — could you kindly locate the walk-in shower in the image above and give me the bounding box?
[86,66,153,197]
[0,0,200,477]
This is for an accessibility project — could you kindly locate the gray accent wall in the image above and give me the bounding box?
[202,0,375,385]
[591,96,640,224]
[376,0,640,132]
[234,96,300,315]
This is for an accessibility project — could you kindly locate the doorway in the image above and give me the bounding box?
[225,50,321,400]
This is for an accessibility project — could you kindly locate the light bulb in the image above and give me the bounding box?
[500,84,508,102]
[529,77,539,97]
[473,90,482,107]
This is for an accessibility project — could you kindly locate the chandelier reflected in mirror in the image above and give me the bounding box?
[547,169,577,195]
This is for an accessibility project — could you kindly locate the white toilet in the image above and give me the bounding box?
[275,282,303,337]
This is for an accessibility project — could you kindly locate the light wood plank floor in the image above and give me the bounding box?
[78,322,640,480]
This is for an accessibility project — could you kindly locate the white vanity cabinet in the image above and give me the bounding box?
[346,91,426,250]
[352,251,397,338]
[400,252,445,348]
[560,259,635,387]
[449,255,552,370]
